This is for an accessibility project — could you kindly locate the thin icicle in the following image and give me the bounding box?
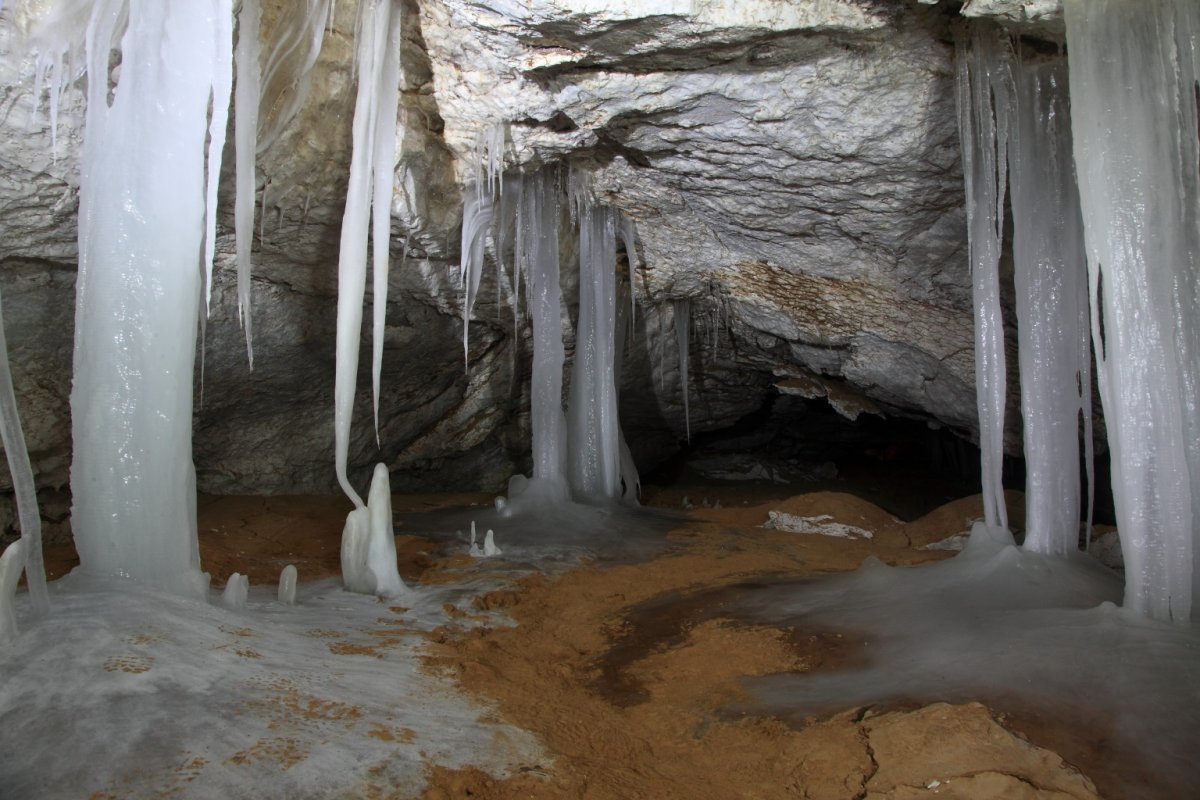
[0,285,48,616]
[370,3,402,441]
[333,0,392,508]
[955,22,1013,534]
[234,0,262,368]
[459,181,494,365]
[619,213,638,323]
[674,298,691,442]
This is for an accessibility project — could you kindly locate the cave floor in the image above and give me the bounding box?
[5,485,1196,799]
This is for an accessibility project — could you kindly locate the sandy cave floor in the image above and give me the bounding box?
[5,484,1194,799]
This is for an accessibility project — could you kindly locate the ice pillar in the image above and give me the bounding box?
[1008,57,1091,556]
[1064,0,1200,621]
[69,0,232,597]
[955,22,1013,534]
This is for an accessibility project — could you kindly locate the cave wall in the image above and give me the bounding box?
[0,0,1055,516]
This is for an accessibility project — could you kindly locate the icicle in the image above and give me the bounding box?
[234,0,261,369]
[256,0,332,155]
[619,213,638,323]
[614,280,641,502]
[333,0,392,507]
[955,22,1013,535]
[1009,55,1091,557]
[674,298,691,443]
[203,3,234,318]
[0,285,48,615]
[459,180,494,365]
[370,3,402,441]
[1064,0,1200,621]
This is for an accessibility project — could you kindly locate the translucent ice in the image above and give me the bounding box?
[234,0,262,367]
[255,0,331,155]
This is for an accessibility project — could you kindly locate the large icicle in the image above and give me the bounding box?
[65,0,233,596]
[955,22,1013,535]
[370,5,402,439]
[0,285,48,615]
[1009,55,1091,556]
[203,3,234,318]
[333,0,394,507]
[1064,0,1200,621]
[234,0,262,368]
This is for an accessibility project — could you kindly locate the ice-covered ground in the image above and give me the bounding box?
[731,525,1200,798]
[0,500,673,798]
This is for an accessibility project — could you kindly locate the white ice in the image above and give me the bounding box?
[234,0,262,367]
[222,572,249,609]
[1064,0,1200,621]
[63,0,230,597]
[277,564,298,605]
[0,539,24,643]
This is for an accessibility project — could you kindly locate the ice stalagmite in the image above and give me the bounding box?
[1064,0,1200,621]
[955,23,1013,535]
[234,0,262,367]
[333,0,398,506]
[65,0,232,596]
[340,463,405,596]
[1008,56,1092,556]
[0,285,48,615]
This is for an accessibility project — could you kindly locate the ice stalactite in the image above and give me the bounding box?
[234,0,262,368]
[459,125,506,365]
[333,0,400,507]
[255,0,331,156]
[1064,0,1200,621]
[1008,56,1092,557]
[0,286,48,616]
[370,3,402,439]
[674,298,691,442]
[955,22,1012,536]
[48,0,233,597]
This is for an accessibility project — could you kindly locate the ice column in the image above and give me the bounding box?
[516,168,569,499]
[955,23,1013,534]
[1064,0,1200,621]
[567,199,622,501]
[1008,57,1092,556]
[68,0,232,597]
